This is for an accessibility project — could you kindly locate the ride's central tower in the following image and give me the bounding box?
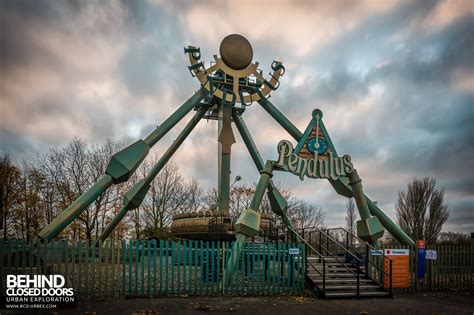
[185,34,285,215]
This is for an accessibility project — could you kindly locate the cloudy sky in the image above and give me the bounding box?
[1,0,473,233]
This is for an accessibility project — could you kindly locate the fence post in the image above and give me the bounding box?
[71,240,75,293]
[0,240,3,293]
[121,240,126,298]
[224,241,228,295]
[205,241,210,296]
[171,241,175,296]
[98,240,102,298]
[147,240,151,296]
[318,231,322,263]
[177,240,180,296]
[428,245,432,291]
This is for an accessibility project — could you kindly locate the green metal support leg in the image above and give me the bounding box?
[348,169,384,245]
[224,161,275,287]
[143,88,208,147]
[366,197,415,246]
[36,88,208,243]
[258,98,303,141]
[233,113,288,216]
[37,175,114,242]
[99,106,209,241]
[258,101,414,246]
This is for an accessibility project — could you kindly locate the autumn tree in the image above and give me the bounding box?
[396,177,449,245]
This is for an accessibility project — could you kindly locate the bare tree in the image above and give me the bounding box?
[0,154,21,238]
[203,186,218,211]
[380,231,398,246]
[259,182,297,216]
[38,138,91,239]
[396,177,449,245]
[35,138,128,240]
[229,185,254,219]
[345,198,357,244]
[87,140,124,239]
[287,200,325,230]
[142,162,188,231]
[183,179,204,213]
[11,163,45,241]
[202,182,296,222]
[438,231,470,245]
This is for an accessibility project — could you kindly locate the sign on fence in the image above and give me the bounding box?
[384,248,409,256]
[370,249,383,256]
[384,248,410,289]
[288,248,300,255]
[426,249,437,260]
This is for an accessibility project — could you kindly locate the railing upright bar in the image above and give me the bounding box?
[322,260,326,294]
[306,227,393,282]
[357,261,360,297]
[318,231,322,263]
[365,244,369,277]
[326,230,329,254]
[346,230,349,251]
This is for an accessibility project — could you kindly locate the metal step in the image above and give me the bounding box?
[310,262,365,267]
[310,266,364,272]
[324,291,390,298]
[324,284,382,291]
[308,256,344,262]
[312,278,374,284]
[316,272,361,278]
[304,234,388,299]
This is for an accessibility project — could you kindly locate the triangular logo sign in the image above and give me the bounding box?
[275,109,354,180]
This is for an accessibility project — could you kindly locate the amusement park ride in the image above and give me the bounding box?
[34,34,415,285]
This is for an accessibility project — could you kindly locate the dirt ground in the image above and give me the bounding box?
[2,291,473,315]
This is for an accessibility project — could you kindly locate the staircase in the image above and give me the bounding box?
[288,226,393,298]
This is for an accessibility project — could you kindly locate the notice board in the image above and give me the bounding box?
[384,248,410,288]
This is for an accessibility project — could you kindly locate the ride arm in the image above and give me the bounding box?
[99,106,209,241]
[36,88,208,243]
[224,160,275,286]
[232,113,288,217]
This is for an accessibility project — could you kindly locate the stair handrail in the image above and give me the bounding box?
[325,227,393,296]
[317,229,362,263]
[287,225,362,296]
[326,227,393,263]
[284,226,327,292]
[285,225,325,265]
[298,227,362,265]
[300,226,393,264]
[291,226,360,276]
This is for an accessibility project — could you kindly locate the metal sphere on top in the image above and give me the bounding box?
[219,34,253,70]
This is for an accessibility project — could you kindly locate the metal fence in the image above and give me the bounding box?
[0,239,305,300]
[369,245,474,292]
